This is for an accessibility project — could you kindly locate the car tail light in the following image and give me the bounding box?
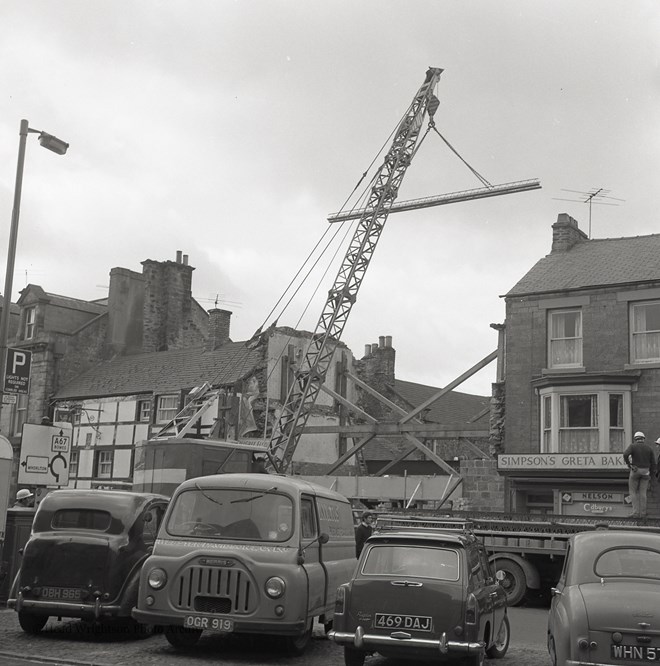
[465,593,477,625]
[335,585,346,614]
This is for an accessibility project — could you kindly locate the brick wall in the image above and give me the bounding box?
[458,458,505,511]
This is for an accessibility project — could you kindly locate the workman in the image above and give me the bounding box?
[13,488,35,508]
[623,432,656,519]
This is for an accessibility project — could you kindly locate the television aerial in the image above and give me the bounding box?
[553,187,625,238]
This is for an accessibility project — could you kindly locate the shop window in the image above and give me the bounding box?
[540,386,631,454]
[156,395,179,424]
[548,309,582,368]
[631,301,660,363]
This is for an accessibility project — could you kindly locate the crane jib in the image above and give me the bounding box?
[267,67,444,474]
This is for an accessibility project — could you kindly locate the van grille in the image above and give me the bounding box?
[173,566,254,614]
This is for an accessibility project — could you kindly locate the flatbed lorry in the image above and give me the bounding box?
[375,511,660,605]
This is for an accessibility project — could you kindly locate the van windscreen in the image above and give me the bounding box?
[167,488,294,542]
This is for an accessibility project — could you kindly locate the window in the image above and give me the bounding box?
[301,498,317,539]
[24,307,36,340]
[52,509,111,532]
[12,393,28,436]
[137,399,152,422]
[94,450,113,478]
[362,545,460,581]
[69,450,79,478]
[631,301,660,363]
[156,395,179,424]
[540,385,631,453]
[548,309,582,368]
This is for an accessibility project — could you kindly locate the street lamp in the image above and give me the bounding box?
[0,119,69,430]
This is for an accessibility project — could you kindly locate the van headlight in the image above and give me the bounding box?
[265,577,286,599]
[147,568,167,590]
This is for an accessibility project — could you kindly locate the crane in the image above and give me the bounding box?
[266,67,445,473]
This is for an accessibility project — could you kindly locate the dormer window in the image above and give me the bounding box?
[548,308,582,368]
[24,306,36,340]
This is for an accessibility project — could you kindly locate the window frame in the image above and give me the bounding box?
[137,399,152,423]
[630,300,660,364]
[24,306,36,340]
[156,395,179,424]
[548,308,583,369]
[94,449,114,479]
[539,384,631,454]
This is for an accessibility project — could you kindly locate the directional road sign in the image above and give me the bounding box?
[18,422,73,486]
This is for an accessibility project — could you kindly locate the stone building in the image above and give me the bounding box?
[497,213,660,518]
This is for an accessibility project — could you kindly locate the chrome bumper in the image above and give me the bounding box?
[329,625,484,655]
[9,591,120,620]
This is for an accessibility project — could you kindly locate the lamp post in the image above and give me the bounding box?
[0,119,69,430]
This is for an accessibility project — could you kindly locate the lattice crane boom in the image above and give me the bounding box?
[267,67,444,473]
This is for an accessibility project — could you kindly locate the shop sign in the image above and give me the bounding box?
[498,453,626,471]
[561,490,630,517]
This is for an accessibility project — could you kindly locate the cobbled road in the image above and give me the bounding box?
[0,608,549,666]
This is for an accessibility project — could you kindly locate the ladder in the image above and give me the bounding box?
[152,382,222,439]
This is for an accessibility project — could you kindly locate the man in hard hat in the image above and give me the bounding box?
[13,488,35,508]
[623,432,656,518]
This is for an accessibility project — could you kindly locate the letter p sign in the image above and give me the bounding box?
[4,348,32,394]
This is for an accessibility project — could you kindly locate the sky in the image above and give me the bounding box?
[1,0,659,397]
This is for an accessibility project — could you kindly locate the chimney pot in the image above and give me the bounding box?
[385,335,392,348]
[379,336,385,348]
[176,250,182,264]
[183,254,189,266]
[371,343,378,353]
[364,344,371,357]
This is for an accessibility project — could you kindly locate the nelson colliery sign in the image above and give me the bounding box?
[498,452,627,471]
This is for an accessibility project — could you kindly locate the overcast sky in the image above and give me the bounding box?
[1,1,659,396]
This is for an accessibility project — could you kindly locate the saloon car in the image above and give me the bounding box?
[8,489,168,634]
[329,529,510,666]
[548,529,660,666]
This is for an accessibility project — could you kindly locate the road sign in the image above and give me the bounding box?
[4,348,32,394]
[18,422,73,486]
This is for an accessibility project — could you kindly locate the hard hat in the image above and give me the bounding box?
[634,431,646,440]
[16,489,33,501]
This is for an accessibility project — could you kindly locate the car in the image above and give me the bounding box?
[548,529,660,666]
[329,528,510,666]
[8,489,168,634]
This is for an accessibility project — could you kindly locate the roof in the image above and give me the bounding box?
[506,234,660,297]
[54,342,262,399]
[393,379,489,427]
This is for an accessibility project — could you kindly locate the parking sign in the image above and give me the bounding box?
[4,348,31,394]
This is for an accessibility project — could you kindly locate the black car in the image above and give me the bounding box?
[8,489,167,634]
[329,528,510,666]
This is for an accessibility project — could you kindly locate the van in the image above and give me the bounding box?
[132,473,356,655]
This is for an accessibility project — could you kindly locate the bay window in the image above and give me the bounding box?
[540,385,631,453]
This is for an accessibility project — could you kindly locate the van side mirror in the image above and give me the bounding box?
[297,532,330,564]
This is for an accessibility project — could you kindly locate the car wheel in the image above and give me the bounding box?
[282,621,312,656]
[18,611,48,635]
[344,646,366,666]
[495,559,527,606]
[164,625,202,649]
[548,633,558,666]
[486,614,510,658]
[462,650,485,666]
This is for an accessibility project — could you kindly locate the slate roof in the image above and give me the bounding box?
[393,379,489,427]
[54,342,262,399]
[506,234,660,297]
[44,291,107,315]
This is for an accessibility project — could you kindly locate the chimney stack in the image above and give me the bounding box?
[551,213,588,252]
[206,309,232,350]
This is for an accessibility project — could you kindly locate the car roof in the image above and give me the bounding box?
[368,530,472,547]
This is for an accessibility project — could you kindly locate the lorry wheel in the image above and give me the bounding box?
[164,625,202,649]
[282,622,312,656]
[18,611,48,634]
[495,560,527,606]
[486,614,510,658]
[344,647,366,666]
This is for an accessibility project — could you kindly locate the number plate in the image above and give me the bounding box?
[40,587,82,601]
[374,613,433,632]
[612,644,660,662]
[184,615,234,632]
